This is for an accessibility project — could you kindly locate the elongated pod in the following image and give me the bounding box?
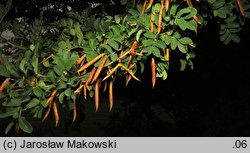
[78,53,105,73]
[151,57,156,88]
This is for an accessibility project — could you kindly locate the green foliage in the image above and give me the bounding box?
[0,0,249,134]
[208,0,250,44]
[18,116,33,133]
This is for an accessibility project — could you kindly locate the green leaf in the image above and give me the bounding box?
[128,27,138,37]
[186,20,197,31]
[5,121,14,134]
[3,98,22,107]
[122,15,128,24]
[219,28,226,35]
[65,53,79,71]
[89,39,98,50]
[53,54,64,67]
[38,80,54,91]
[53,65,63,76]
[113,35,125,43]
[162,70,168,80]
[64,88,72,97]
[160,35,172,45]
[170,37,178,50]
[101,44,113,53]
[179,37,192,45]
[0,65,10,77]
[75,22,81,32]
[33,87,43,98]
[85,31,96,39]
[100,19,109,32]
[85,48,99,62]
[59,92,65,104]
[31,57,39,74]
[58,81,67,90]
[220,30,229,42]
[106,15,113,21]
[227,23,240,28]
[231,34,240,43]
[152,3,161,13]
[0,107,20,118]
[213,0,225,9]
[151,46,162,58]
[176,8,191,18]
[58,41,67,50]
[173,31,182,39]
[128,9,140,17]
[67,77,78,86]
[216,7,227,18]
[94,18,100,30]
[70,29,75,35]
[228,28,242,33]
[142,39,155,47]
[142,14,150,30]
[186,52,196,60]
[225,15,237,23]
[71,94,76,101]
[76,34,83,45]
[170,4,179,16]
[60,74,68,82]
[13,112,19,119]
[136,29,143,42]
[180,59,187,71]
[110,25,121,35]
[156,62,168,80]
[223,34,231,45]
[19,59,27,74]
[35,106,43,119]
[139,62,145,73]
[107,39,119,51]
[3,58,20,78]
[46,71,57,83]
[220,24,226,30]
[187,59,194,70]
[89,90,94,98]
[176,18,186,30]
[110,53,119,61]
[19,116,33,133]
[115,15,121,24]
[178,42,188,53]
[144,32,155,39]
[183,7,197,19]
[26,98,40,109]
[142,47,152,55]
[154,40,166,49]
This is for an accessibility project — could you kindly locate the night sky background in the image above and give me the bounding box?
[1,0,250,137]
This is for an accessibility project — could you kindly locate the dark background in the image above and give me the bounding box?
[1,0,250,136]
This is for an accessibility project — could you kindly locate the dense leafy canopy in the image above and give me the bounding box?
[0,0,249,134]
